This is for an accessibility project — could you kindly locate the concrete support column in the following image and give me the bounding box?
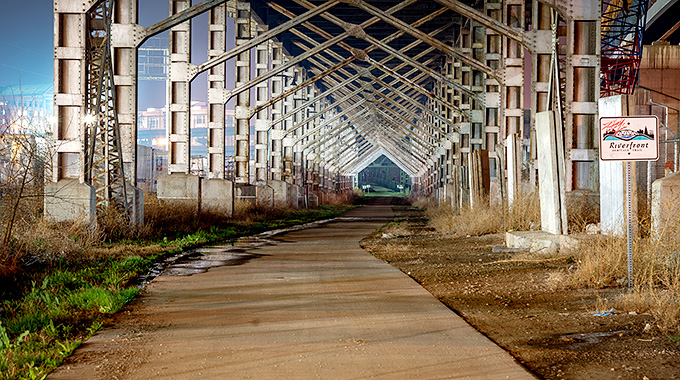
[567,18,600,191]
[282,63,295,183]
[112,0,138,183]
[254,27,270,184]
[53,1,88,183]
[270,42,284,181]
[599,95,635,235]
[529,1,552,187]
[50,1,94,222]
[502,0,525,201]
[234,0,251,183]
[206,3,227,179]
[167,0,191,175]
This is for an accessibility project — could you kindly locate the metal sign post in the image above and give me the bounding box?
[626,161,634,290]
[600,116,659,291]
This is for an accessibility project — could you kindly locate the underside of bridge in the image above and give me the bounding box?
[48,0,657,233]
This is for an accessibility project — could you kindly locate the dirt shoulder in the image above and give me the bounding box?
[361,208,680,379]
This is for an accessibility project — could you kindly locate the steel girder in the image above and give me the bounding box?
[270,1,465,121]
[292,0,485,105]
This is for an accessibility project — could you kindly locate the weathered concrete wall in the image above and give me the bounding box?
[157,174,200,210]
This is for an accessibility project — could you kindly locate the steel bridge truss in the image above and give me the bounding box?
[52,0,605,220]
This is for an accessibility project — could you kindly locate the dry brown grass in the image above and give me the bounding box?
[428,190,541,237]
[569,226,680,334]
[566,191,600,233]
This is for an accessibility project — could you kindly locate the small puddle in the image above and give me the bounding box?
[161,236,275,277]
[139,218,336,283]
[559,330,629,348]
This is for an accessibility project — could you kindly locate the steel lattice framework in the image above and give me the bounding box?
[85,0,130,216]
[601,0,649,96]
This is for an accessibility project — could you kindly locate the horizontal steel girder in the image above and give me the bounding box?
[189,0,343,79]
[344,0,495,77]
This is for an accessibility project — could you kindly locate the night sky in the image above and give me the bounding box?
[0,0,53,86]
[0,1,215,109]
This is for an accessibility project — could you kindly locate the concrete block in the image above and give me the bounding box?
[505,231,559,254]
[651,171,680,238]
[44,179,96,223]
[157,174,200,210]
[257,185,274,209]
[308,191,319,208]
[268,180,289,208]
[289,184,300,209]
[235,184,257,208]
[201,179,234,217]
[535,111,561,234]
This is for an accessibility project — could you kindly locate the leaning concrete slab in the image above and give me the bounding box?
[290,184,300,209]
[44,179,96,223]
[308,191,319,208]
[201,179,234,217]
[157,174,200,210]
[129,184,144,226]
[535,111,561,235]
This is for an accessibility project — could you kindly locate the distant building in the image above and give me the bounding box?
[0,83,53,135]
[138,36,169,81]
[137,102,239,158]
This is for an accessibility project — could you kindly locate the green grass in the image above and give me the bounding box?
[0,204,352,380]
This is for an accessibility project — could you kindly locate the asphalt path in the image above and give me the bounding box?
[49,201,534,379]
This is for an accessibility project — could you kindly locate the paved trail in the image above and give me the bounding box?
[50,202,534,379]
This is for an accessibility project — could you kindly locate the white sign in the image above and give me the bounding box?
[599,116,659,161]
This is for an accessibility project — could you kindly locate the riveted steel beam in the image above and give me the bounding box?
[190,0,343,79]
[206,3,227,179]
[145,0,226,41]
[225,0,419,119]
[234,0,250,183]
[434,0,525,45]
[254,27,270,185]
[269,1,464,120]
[167,0,191,175]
